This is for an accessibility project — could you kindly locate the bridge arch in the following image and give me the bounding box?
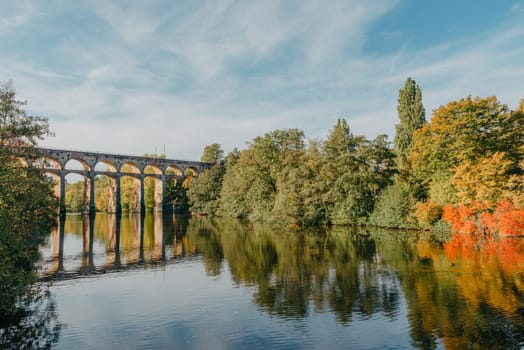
[34,147,213,214]
[165,165,183,176]
[120,174,141,212]
[94,160,117,173]
[183,166,199,177]
[65,158,90,172]
[119,161,141,174]
[36,157,61,170]
[144,164,162,176]
[144,165,163,211]
[64,172,93,213]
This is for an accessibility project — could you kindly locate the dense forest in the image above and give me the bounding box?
[65,78,524,234]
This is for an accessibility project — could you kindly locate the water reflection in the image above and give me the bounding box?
[0,291,61,349]
[371,230,524,349]
[189,222,402,323]
[40,213,192,280]
[38,214,524,348]
[188,220,524,348]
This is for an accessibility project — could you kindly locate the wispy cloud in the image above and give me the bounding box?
[0,0,522,160]
[511,1,523,13]
[0,1,39,35]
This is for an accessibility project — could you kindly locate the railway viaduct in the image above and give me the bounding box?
[34,147,213,214]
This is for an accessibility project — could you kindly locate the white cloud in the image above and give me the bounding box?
[1,0,523,160]
[91,2,169,45]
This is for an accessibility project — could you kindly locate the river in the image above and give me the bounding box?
[5,213,524,349]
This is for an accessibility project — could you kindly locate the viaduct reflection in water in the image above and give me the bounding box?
[40,214,524,348]
[41,213,192,280]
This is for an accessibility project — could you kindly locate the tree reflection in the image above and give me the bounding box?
[186,218,224,276]
[0,289,61,349]
[187,220,403,322]
[185,218,524,348]
[39,214,524,348]
[372,229,524,349]
[326,228,401,324]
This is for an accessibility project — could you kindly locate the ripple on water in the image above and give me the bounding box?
[34,214,524,349]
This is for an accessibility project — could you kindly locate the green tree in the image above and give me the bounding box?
[0,81,51,150]
[369,79,424,228]
[320,119,360,224]
[164,173,190,213]
[188,144,225,214]
[271,140,326,227]
[220,129,306,223]
[188,164,225,215]
[201,143,224,163]
[394,78,425,171]
[219,150,252,218]
[120,165,140,212]
[368,180,414,228]
[0,81,57,316]
[320,119,393,224]
[94,175,114,212]
[65,181,85,212]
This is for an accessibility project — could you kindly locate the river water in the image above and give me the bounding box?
[9,213,524,349]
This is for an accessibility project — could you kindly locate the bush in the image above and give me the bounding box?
[368,180,414,228]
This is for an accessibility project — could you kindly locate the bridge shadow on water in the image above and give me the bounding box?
[33,212,524,348]
[39,212,195,281]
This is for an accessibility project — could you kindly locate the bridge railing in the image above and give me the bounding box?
[37,146,214,165]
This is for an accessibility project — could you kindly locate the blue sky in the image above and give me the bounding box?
[1,0,523,160]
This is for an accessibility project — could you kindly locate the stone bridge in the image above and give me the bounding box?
[35,147,213,214]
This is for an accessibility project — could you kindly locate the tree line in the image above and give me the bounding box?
[1,77,523,319]
[188,78,524,233]
[62,77,524,233]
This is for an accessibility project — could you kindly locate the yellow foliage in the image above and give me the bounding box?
[414,200,442,228]
[452,152,519,206]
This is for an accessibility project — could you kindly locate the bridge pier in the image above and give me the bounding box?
[59,171,66,215]
[89,172,96,214]
[115,174,122,214]
[140,175,145,213]
[161,175,166,212]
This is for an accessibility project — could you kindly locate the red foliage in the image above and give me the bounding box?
[442,200,524,236]
[493,199,524,236]
[444,234,524,274]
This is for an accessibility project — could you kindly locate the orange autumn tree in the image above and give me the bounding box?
[409,96,524,230]
[442,200,524,236]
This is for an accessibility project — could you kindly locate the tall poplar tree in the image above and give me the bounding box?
[393,78,425,170]
[369,78,424,228]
